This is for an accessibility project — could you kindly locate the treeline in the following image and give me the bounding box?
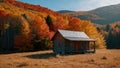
[97,22,120,49]
[0,0,106,52]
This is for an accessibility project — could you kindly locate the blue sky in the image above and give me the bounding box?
[18,0,120,11]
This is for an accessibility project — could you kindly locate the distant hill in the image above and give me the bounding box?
[58,4,120,24]
[57,10,75,14]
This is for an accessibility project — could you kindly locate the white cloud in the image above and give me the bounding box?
[97,0,120,6]
[77,0,120,11]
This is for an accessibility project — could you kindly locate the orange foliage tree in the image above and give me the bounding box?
[13,16,33,51]
[30,15,50,38]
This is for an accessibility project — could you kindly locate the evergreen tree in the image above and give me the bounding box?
[107,29,120,49]
[106,30,113,49]
[105,24,110,32]
[46,15,52,26]
[116,32,120,48]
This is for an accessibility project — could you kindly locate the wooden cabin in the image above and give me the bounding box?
[52,29,96,55]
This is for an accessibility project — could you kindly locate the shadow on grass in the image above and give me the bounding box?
[25,52,89,59]
[25,53,57,59]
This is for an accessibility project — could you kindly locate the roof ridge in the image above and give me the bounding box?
[58,29,84,32]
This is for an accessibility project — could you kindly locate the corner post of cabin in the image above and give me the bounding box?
[93,41,96,53]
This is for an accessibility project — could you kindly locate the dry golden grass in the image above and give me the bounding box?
[0,49,120,68]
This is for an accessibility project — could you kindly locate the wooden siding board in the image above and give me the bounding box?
[53,32,65,54]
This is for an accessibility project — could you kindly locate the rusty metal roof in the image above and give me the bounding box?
[58,29,96,41]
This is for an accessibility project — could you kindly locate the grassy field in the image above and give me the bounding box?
[0,49,120,68]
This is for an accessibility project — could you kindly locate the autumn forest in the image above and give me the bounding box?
[0,0,119,52]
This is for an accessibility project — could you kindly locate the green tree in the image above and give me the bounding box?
[105,24,110,32]
[106,30,113,49]
[46,15,52,26]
